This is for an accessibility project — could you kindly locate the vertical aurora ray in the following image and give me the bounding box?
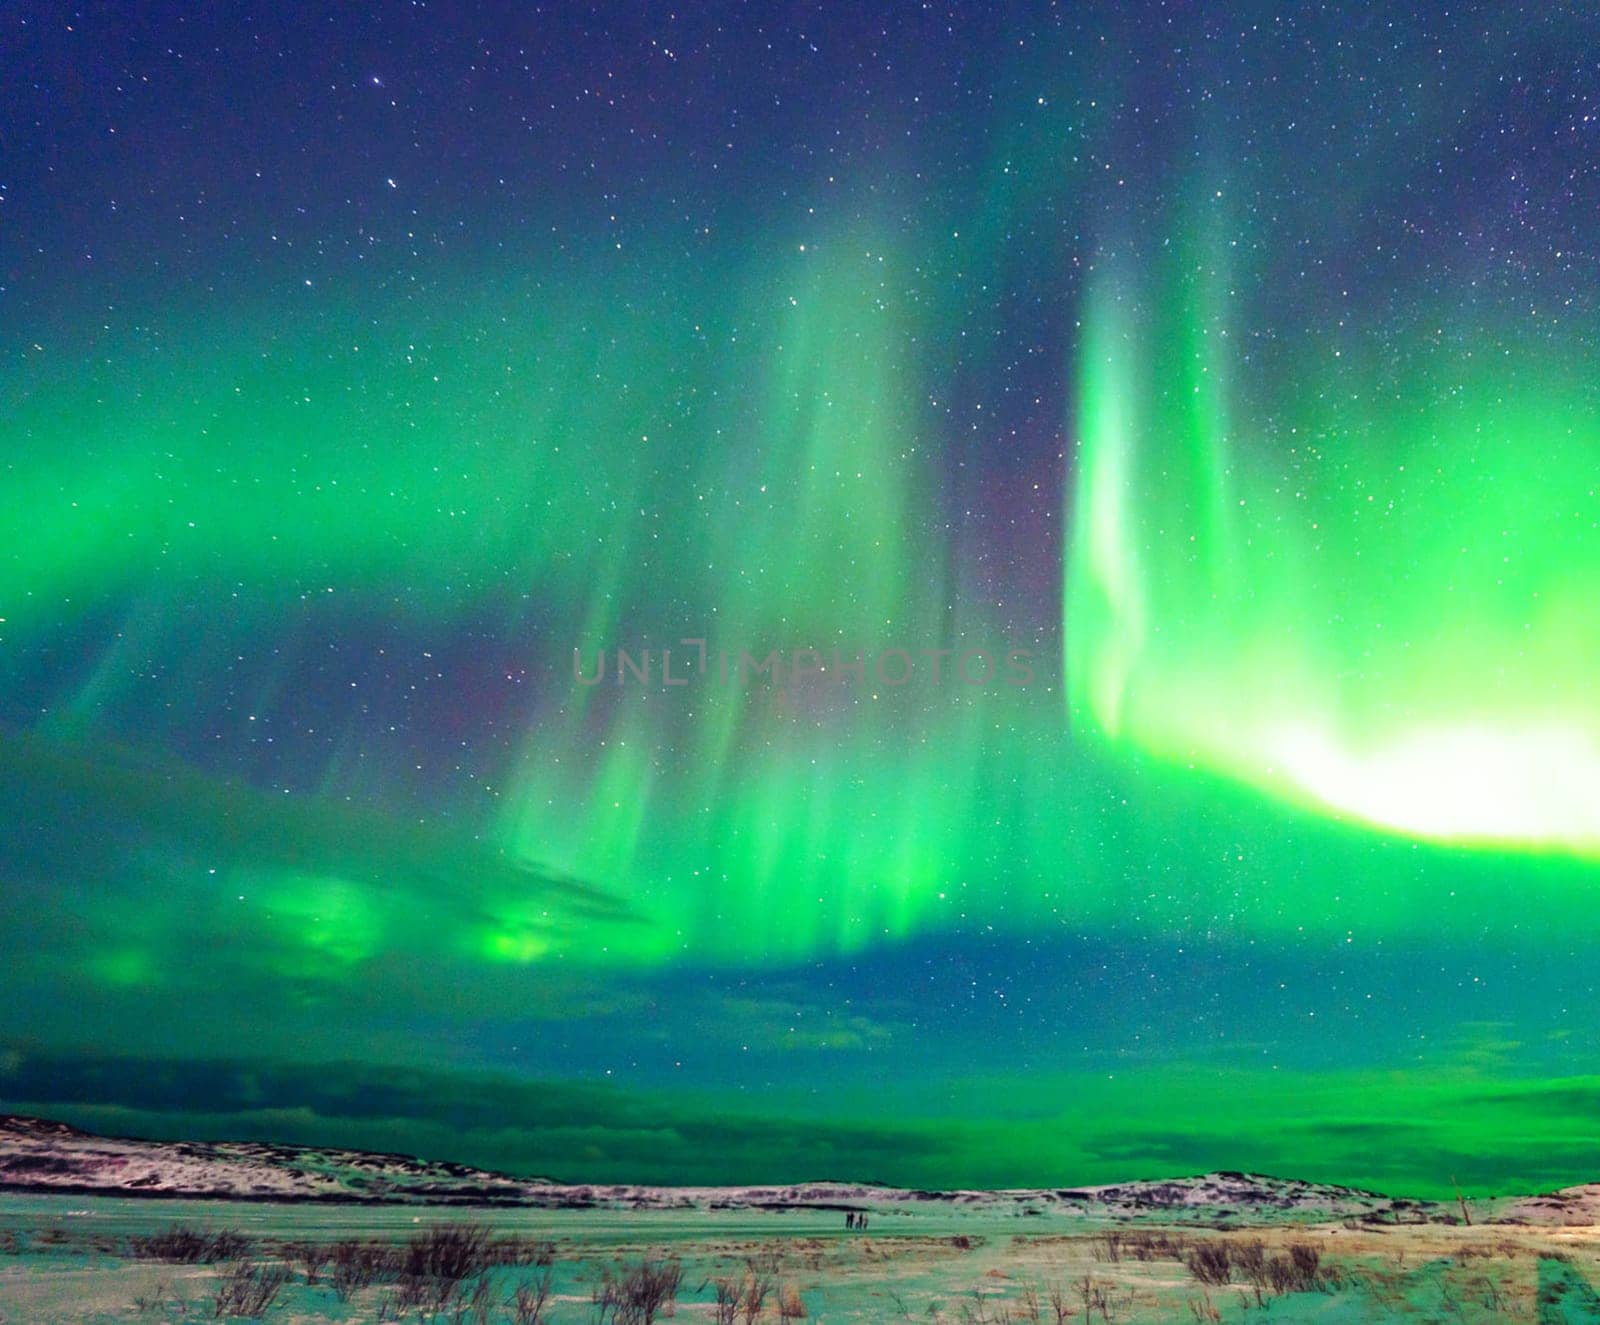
[11,0,1600,1198]
[490,227,1003,962]
[1067,243,1600,854]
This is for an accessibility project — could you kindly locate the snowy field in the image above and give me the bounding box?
[3,1193,1600,1322]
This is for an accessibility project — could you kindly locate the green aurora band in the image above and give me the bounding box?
[6,213,1600,980]
[1068,253,1600,854]
[6,3,1600,1193]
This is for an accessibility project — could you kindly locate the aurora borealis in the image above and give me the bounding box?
[4,2,1600,1196]
[1070,263,1600,854]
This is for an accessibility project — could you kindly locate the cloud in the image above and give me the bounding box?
[0,1048,947,1186]
[0,727,629,925]
[713,997,897,1052]
[8,1047,1600,1196]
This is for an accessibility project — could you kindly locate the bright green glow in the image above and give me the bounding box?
[3,225,1039,965]
[7,215,1600,984]
[4,211,1600,1205]
[256,875,387,970]
[1068,256,1600,854]
[489,229,992,962]
[10,221,1600,980]
[1269,720,1600,849]
[7,4,1600,1203]
[85,950,154,989]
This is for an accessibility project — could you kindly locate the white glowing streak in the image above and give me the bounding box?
[1266,720,1600,849]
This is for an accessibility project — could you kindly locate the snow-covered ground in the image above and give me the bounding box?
[2,1192,1600,1323]
[5,1116,1600,1321]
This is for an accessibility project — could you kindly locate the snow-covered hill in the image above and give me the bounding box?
[0,1115,1456,1221]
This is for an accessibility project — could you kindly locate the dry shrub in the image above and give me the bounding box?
[1184,1239,1325,1297]
[1124,1229,1186,1261]
[593,1257,684,1325]
[510,1267,555,1324]
[1184,1241,1233,1286]
[1232,1239,1267,1283]
[134,1226,252,1264]
[1276,1242,1324,1292]
[291,1240,332,1284]
[711,1275,743,1325]
[212,1260,289,1318]
[402,1223,493,1281]
[330,1239,389,1300]
[498,1236,557,1267]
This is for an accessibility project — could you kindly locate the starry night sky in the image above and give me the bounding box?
[4,2,1600,1196]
